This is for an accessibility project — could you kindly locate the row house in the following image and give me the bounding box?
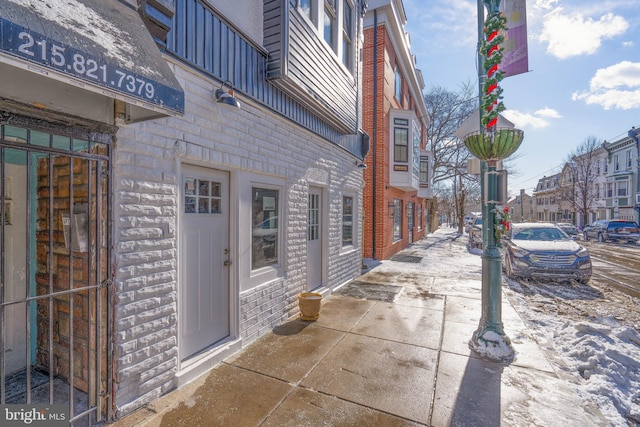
[0,0,372,423]
[506,189,534,222]
[534,127,640,228]
[533,173,562,222]
[570,144,608,227]
[361,0,433,260]
[603,128,640,223]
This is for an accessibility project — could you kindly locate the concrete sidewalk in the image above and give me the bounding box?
[111,230,607,426]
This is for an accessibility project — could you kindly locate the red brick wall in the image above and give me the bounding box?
[362,25,427,260]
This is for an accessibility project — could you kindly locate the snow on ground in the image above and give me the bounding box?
[504,277,640,427]
[400,226,640,426]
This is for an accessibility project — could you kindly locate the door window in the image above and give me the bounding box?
[184,178,222,213]
[308,193,320,241]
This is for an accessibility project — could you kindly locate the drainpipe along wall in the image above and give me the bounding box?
[372,9,378,260]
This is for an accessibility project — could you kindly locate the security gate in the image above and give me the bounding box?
[0,119,112,425]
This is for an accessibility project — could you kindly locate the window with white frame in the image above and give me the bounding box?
[342,0,353,70]
[606,182,613,198]
[614,154,620,171]
[300,0,316,24]
[393,118,409,164]
[617,180,629,197]
[412,121,420,177]
[627,150,632,169]
[419,154,429,187]
[252,187,279,270]
[342,195,353,246]
[323,0,336,51]
[394,64,402,102]
[301,0,356,75]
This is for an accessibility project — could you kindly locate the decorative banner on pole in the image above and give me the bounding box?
[500,0,528,78]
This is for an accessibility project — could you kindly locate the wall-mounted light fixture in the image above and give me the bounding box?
[354,160,367,169]
[215,80,241,109]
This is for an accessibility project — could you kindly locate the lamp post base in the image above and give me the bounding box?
[470,326,515,363]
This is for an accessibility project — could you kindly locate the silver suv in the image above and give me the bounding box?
[583,219,640,243]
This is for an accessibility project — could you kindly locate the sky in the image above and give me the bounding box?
[402,0,640,196]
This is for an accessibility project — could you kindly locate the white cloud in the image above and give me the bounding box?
[502,110,552,129]
[538,10,628,59]
[622,41,634,48]
[533,0,559,11]
[572,61,640,110]
[573,89,640,110]
[590,61,640,90]
[534,107,562,119]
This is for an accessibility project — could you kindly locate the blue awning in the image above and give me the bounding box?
[0,0,185,121]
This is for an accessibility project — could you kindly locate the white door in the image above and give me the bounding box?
[180,166,230,360]
[307,187,323,290]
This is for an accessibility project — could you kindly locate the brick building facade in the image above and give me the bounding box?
[361,0,433,260]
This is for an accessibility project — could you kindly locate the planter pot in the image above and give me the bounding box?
[298,292,323,321]
[463,128,524,160]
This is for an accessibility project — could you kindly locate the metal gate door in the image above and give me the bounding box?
[0,121,112,425]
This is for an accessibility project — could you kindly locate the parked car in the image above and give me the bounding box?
[556,222,579,239]
[582,219,640,243]
[502,222,592,283]
[468,216,483,249]
[464,212,481,233]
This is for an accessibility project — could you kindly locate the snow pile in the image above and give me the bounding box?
[529,313,640,426]
[501,269,640,425]
[469,329,516,363]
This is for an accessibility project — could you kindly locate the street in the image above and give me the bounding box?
[584,240,640,299]
[501,239,640,333]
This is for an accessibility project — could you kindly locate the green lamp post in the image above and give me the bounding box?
[464,0,524,363]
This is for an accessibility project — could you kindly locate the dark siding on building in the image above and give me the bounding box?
[166,0,365,157]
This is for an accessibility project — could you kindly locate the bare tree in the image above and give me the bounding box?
[425,83,476,184]
[424,83,478,232]
[560,136,604,227]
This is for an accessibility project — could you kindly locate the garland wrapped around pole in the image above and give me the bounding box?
[480,7,508,131]
[468,0,517,365]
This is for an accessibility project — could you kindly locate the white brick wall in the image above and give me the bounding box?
[112,64,364,415]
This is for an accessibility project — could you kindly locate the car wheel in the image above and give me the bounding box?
[597,233,605,242]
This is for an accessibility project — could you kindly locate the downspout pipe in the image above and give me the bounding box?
[372,9,378,260]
